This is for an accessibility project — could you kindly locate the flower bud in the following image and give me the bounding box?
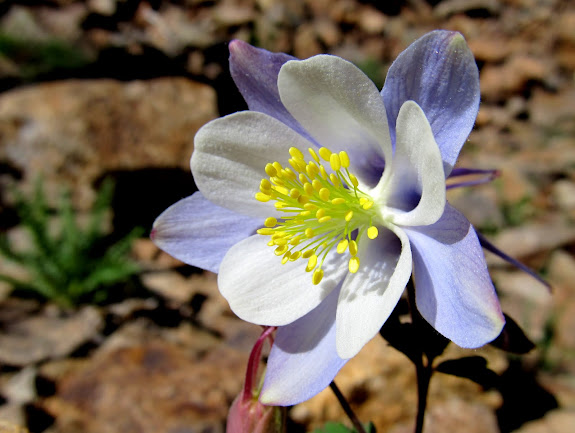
[226,327,286,433]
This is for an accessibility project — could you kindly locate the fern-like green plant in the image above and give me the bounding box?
[0,179,142,308]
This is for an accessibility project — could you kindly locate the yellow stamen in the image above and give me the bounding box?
[319,188,330,201]
[349,257,360,273]
[264,217,277,227]
[345,210,354,222]
[367,226,379,239]
[331,197,346,205]
[319,147,332,161]
[337,239,348,254]
[349,240,358,256]
[265,163,277,177]
[255,192,271,202]
[330,153,341,171]
[308,148,320,163]
[306,254,318,272]
[339,151,350,168]
[289,147,304,160]
[349,173,359,187]
[312,268,324,285]
[302,250,315,259]
[275,245,288,255]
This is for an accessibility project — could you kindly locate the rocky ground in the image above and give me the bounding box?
[0,0,574,432]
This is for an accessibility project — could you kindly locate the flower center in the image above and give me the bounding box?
[255,146,379,285]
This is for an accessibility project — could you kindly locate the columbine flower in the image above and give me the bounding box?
[152,30,505,405]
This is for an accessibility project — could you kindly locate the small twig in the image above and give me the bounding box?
[329,381,367,433]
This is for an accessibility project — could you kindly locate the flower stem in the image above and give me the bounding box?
[407,283,432,433]
[329,381,367,433]
[413,355,432,433]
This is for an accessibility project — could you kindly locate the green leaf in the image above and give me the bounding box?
[312,422,375,433]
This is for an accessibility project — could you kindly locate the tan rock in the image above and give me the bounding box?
[481,56,550,101]
[41,339,247,433]
[0,78,217,209]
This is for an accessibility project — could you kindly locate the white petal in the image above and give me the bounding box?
[335,225,412,359]
[261,285,347,406]
[218,235,348,326]
[377,101,446,227]
[278,56,391,187]
[191,111,312,217]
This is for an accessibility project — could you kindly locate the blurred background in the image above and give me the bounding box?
[0,0,574,432]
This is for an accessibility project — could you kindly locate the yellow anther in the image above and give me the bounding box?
[349,173,359,187]
[316,208,326,219]
[345,210,354,222]
[271,177,284,186]
[290,236,302,246]
[283,168,297,180]
[275,245,288,256]
[312,179,322,191]
[302,249,315,258]
[281,252,291,264]
[260,179,272,190]
[299,210,311,217]
[312,268,324,285]
[273,161,283,174]
[349,240,358,256]
[274,202,285,209]
[289,188,301,199]
[320,166,328,179]
[264,217,277,227]
[303,203,317,211]
[304,182,314,195]
[298,195,310,205]
[308,148,320,163]
[331,197,346,205]
[306,254,318,272]
[329,173,340,187]
[273,237,288,246]
[362,200,374,210]
[367,226,379,239]
[305,228,314,238]
[257,228,274,235]
[359,197,367,205]
[289,147,304,160]
[319,188,330,201]
[330,153,341,171]
[319,147,332,161]
[299,173,307,183]
[274,186,289,195]
[349,256,360,273]
[267,240,275,246]
[337,239,349,254]
[318,216,332,223]
[306,162,319,178]
[265,163,277,177]
[288,158,300,172]
[290,251,302,261]
[339,151,350,168]
[255,192,271,202]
